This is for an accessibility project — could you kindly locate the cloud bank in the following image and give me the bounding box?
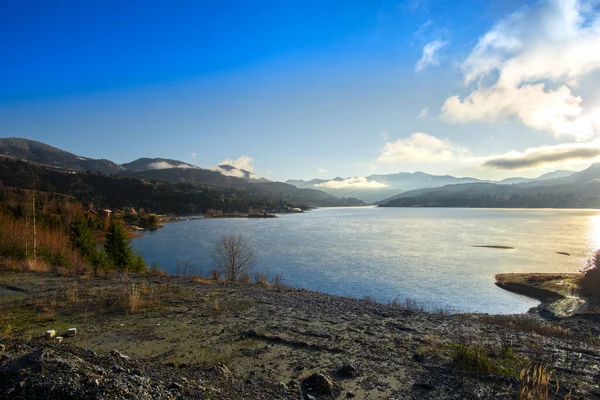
[481,141,600,169]
[443,0,600,140]
[316,177,388,190]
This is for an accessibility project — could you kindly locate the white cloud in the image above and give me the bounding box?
[418,108,429,118]
[209,166,246,178]
[190,152,197,159]
[480,140,600,170]
[415,40,447,72]
[317,168,328,174]
[220,155,255,172]
[147,161,196,170]
[316,177,388,190]
[443,0,600,140]
[376,132,467,164]
[209,155,265,180]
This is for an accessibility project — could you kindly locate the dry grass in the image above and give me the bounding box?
[0,214,89,275]
[65,284,79,303]
[481,315,572,341]
[270,274,282,286]
[35,296,57,322]
[191,276,216,285]
[519,364,558,400]
[0,313,14,337]
[239,273,251,284]
[114,283,142,313]
[254,271,268,285]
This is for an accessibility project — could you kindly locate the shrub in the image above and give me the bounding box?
[212,234,255,281]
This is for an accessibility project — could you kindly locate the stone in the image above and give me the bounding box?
[302,373,334,396]
[213,363,232,379]
[110,350,130,360]
[276,381,289,392]
[68,328,77,337]
[56,336,63,344]
[338,363,358,378]
[45,330,56,340]
[0,344,5,352]
[346,392,356,398]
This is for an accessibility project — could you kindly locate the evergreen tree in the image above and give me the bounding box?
[104,221,134,271]
[70,214,96,261]
[132,251,146,273]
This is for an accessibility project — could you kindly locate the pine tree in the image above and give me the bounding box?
[70,214,96,261]
[132,251,146,273]
[104,221,134,271]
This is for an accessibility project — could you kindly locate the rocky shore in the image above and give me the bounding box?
[2,271,600,399]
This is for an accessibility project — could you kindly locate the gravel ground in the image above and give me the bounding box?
[1,272,600,399]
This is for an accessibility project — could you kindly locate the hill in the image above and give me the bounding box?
[0,138,363,209]
[0,137,122,174]
[287,170,576,203]
[379,164,600,208]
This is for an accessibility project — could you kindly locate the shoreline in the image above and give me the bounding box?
[495,272,590,318]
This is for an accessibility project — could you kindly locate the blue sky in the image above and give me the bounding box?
[2,0,600,184]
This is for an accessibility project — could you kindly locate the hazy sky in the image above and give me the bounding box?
[1,0,600,182]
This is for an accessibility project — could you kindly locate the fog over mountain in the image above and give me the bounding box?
[0,137,363,207]
[3,137,592,206]
[287,170,576,203]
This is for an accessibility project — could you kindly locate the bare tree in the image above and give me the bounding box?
[212,234,256,281]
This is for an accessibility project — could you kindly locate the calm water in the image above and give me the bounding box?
[133,207,600,314]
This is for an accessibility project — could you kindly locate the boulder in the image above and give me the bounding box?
[302,373,334,396]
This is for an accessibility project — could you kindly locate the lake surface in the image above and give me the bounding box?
[133,207,600,314]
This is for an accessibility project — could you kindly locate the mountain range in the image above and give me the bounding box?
[0,137,363,208]
[3,137,600,209]
[379,163,600,209]
[286,170,576,203]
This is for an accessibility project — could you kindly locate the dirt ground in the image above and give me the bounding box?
[2,271,600,399]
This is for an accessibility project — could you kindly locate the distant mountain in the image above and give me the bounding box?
[0,137,122,174]
[287,172,483,203]
[121,158,199,172]
[535,170,576,181]
[289,169,577,203]
[379,164,600,209]
[215,164,271,182]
